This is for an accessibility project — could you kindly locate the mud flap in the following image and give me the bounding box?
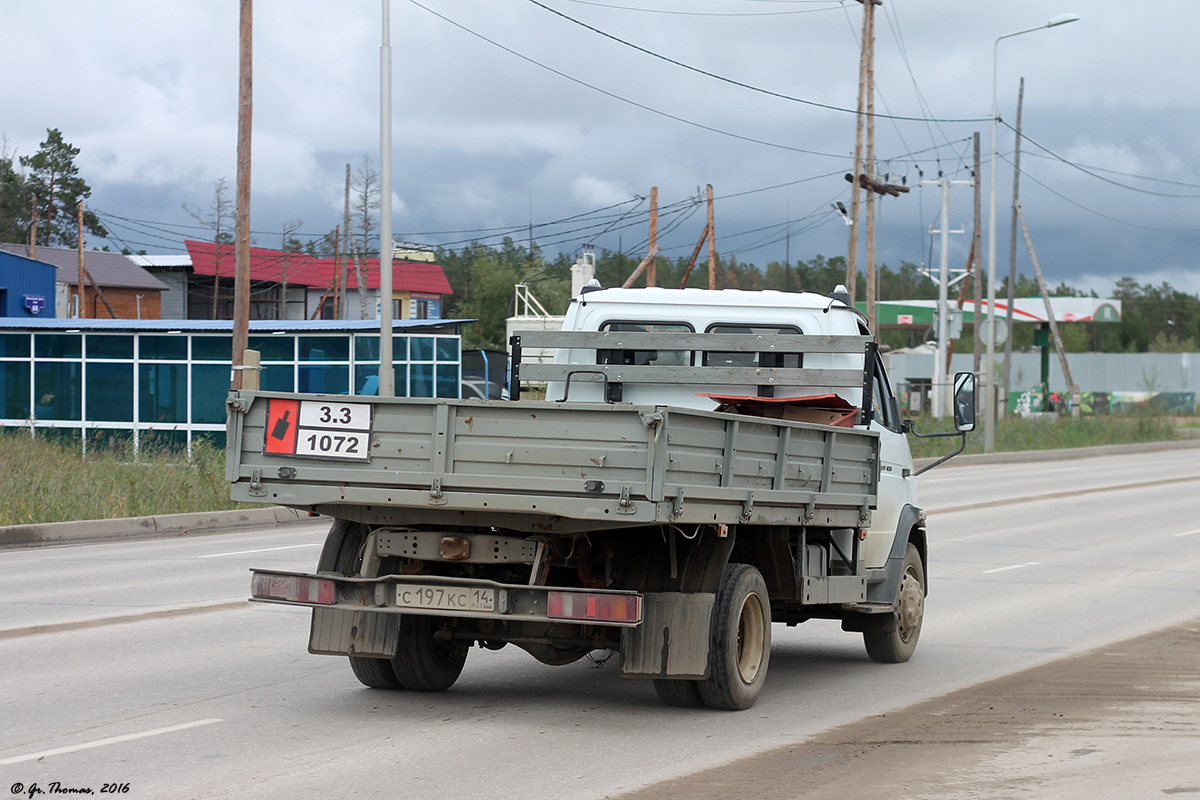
[309,608,400,657]
[620,592,714,679]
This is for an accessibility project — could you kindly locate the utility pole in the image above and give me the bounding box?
[341,164,351,320]
[922,176,970,417]
[1017,201,1080,416]
[378,0,394,396]
[707,183,716,290]
[678,186,713,289]
[972,132,983,375]
[231,0,253,389]
[1002,77,1026,413]
[77,202,85,318]
[785,199,791,292]
[845,0,876,301]
[648,186,658,287]
[862,0,878,328]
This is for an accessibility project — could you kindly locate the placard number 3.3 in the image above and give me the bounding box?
[319,406,353,425]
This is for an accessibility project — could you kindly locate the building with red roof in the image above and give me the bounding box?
[135,240,453,321]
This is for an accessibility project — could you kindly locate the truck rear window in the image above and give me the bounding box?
[702,324,803,368]
[596,321,694,367]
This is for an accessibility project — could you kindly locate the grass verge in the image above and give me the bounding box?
[907,412,1179,460]
[0,433,242,527]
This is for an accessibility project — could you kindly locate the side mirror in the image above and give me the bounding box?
[953,372,976,432]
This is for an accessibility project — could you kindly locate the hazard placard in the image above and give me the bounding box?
[264,399,300,455]
[264,398,372,462]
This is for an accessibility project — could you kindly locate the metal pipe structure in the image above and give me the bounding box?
[378,0,395,396]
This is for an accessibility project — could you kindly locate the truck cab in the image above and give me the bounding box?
[542,287,917,573]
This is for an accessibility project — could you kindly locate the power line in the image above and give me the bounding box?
[558,0,845,16]
[1003,154,1200,233]
[1003,122,1200,199]
[406,0,848,158]
[526,0,991,124]
[1019,149,1200,191]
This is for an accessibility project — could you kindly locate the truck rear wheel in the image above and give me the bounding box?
[698,563,771,711]
[328,519,407,690]
[652,678,704,708]
[391,615,469,692]
[349,655,405,690]
[864,542,925,663]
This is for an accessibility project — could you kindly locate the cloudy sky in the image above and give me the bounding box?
[4,1,1199,297]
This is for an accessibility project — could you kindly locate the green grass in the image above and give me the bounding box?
[907,413,1180,460]
[0,433,242,527]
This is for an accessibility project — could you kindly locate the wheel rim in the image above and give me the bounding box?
[735,592,766,684]
[896,564,924,644]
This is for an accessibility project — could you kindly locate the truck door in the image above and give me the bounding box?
[865,352,916,569]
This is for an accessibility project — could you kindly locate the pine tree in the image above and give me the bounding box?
[19,128,108,247]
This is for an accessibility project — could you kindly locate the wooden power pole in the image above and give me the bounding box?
[845,0,875,302]
[231,0,253,390]
[707,184,716,290]
[862,0,878,329]
[77,202,85,318]
[647,186,658,287]
[1002,77,1026,409]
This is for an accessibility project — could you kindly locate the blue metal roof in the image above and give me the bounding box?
[0,318,474,333]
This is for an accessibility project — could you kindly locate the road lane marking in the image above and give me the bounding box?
[1173,529,1200,538]
[197,543,322,558]
[0,719,222,765]
[928,474,1200,516]
[983,562,1040,574]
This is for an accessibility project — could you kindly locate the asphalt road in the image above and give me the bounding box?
[1,446,1198,799]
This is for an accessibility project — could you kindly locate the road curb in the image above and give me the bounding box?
[0,506,324,549]
[913,437,1200,470]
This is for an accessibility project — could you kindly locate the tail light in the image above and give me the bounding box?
[251,573,336,605]
[548,591,640,624]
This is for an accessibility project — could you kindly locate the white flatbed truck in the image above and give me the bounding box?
[230,286,974,709]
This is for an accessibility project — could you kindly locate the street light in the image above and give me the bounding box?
[985,12,1079,451]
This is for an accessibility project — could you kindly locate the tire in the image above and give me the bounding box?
[697,563,771,711]
[349,655,404,690]
[652,678,705,708]
[864,542,925,664]
[328,520,407,690]
[391,615,469,692]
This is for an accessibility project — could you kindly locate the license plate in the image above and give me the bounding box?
[395,584,495,613]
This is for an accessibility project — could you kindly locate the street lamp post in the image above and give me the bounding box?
[985,12,1079,452]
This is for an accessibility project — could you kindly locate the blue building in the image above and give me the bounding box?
[0,317,468,453]
[0,250,57,319]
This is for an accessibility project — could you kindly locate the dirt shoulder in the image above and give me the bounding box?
[615,618,1200,799]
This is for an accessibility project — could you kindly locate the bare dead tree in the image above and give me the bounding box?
[352,155,380,319]
[184,177,234,319]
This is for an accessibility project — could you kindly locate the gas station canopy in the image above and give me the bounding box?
[859,298,1122,329]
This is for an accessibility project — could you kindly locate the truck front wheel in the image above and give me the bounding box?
[391,615,469,692]
[863,542,925,663]
[698,563,771,710]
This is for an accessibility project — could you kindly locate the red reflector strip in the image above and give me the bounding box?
[251,574,336,605]
[548,591,640,623]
